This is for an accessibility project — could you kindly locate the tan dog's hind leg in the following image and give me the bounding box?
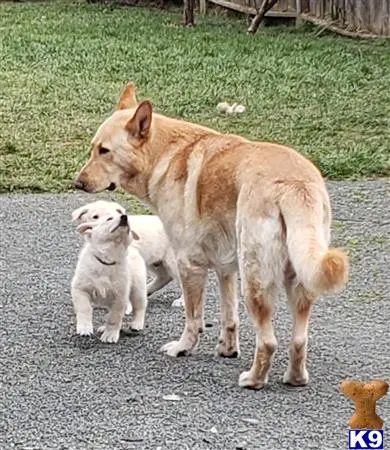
[283,281,315,386]
[239,278,278,390]
[160,263,207,357]
[216,271,240,358]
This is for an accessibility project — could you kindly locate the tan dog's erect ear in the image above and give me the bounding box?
[117,82,138,110]
[126,101,153,139]
[71,206,88,222]
[76,222,94,235]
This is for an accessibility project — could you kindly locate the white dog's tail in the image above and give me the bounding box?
[280,184,349,296]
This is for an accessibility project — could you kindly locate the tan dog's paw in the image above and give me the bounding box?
[283,368,309,386]
[239,370,268,390]
[76,321,93,336]
[216,340,240,358]
[160,340,196,357]
[100,328,120,343]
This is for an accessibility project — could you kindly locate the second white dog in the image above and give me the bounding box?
[71,211,148,343]
[72,200,184,307]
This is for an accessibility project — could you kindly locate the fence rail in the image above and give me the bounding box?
[205,0,390,36]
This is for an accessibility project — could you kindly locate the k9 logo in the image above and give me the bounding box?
[349,430,384,449]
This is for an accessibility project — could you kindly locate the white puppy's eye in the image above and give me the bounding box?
[92,215,99,219]
[107,217,113,221]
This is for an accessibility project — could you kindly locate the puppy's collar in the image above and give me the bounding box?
[94,255,116,266]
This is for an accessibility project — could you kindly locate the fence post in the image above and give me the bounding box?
[199,0,207,14]
[184,0,196,25]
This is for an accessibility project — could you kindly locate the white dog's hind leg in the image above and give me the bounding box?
[171,294,184,308]
[99,300,126,343]
[129,279,148,331]
[147,264,172,295]
[125,300,132,315]
[72,288,93,336]
[170,277,184,307]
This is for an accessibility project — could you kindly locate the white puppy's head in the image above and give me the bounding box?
[72,200,126,223]
[76,211,132,249]
[72,200,139,241]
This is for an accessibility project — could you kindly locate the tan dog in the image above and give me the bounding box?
[75,83,349,389]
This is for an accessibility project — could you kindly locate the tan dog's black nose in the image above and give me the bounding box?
[74,179,85,191]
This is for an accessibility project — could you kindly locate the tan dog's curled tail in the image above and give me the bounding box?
[316,248,349,294]
[280,186,349,296]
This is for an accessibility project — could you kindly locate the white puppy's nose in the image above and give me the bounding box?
[119,214,128,227]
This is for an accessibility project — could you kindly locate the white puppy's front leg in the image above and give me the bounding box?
[99,299,126,343]
[72,288,93,336]
[161,262,207,357]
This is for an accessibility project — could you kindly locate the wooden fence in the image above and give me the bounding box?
[205,0,390,36]
[205,0,299,18]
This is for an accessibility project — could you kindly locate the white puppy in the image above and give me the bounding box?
[71,211,148,343]
[71,200,184,307]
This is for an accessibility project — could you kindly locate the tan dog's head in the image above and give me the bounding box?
[74,83,153,193]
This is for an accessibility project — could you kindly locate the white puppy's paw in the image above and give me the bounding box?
[76,322,93,336]
[130,317,144,332]
[100,328,120,343]
[160,340,194,357]
[97,324,106,333]
[171,296,184,308]
[125,302,133,315]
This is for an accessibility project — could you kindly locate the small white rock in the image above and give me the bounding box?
[217,102,230,113]
[162,394,182,401]
[242,418,260,425]
[234,104,246,114]
[210,426,218,433]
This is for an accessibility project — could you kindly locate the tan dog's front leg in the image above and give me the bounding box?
[216,271,240,358]
[160,263,207,357]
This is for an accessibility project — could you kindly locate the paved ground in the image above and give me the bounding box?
[1,180,390,450]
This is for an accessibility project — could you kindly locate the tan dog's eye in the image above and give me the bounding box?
[99,147,110,155]
[107,217,113,221]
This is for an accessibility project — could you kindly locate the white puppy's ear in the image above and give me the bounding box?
[72,206,88,222]
[131,231,140,240]
[76,222,94,235]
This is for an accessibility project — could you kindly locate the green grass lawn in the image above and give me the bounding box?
[1,1,390,201]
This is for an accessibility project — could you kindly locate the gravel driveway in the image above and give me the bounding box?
[1,180,389,450]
